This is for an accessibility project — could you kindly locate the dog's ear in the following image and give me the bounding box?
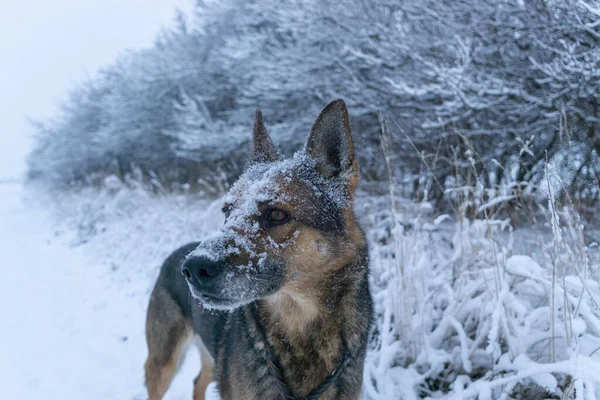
[306,99,359,191]
[251,109,279,163]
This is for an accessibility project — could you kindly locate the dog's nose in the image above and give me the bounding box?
[181,256,222,281]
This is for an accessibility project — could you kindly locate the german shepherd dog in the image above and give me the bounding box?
[145,99,373,400]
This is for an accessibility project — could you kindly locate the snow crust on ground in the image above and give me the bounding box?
[2,180,600,399]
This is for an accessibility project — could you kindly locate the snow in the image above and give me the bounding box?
[0,182,216,400]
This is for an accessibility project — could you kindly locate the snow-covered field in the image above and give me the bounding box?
[0,182,217,399]
[2,179,600,399]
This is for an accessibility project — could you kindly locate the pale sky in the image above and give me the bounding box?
[0,0,192,180]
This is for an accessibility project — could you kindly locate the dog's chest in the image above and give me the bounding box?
[270,324,342,388]
[215,308,344,399]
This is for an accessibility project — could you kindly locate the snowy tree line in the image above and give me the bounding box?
[28,0,600,203]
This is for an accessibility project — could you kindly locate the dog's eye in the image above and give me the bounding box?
[265,208,290,226]
[222,205,233,219]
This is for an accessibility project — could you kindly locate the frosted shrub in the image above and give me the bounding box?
[361,190,600,399]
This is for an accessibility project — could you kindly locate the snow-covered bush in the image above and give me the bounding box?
[361,170,600,398]
[27,0,600,203]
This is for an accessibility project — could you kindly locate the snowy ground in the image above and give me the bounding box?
[2,180,600,399]
[0,182,215,399]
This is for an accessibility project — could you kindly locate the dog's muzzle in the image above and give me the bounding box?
[181,255,251,310]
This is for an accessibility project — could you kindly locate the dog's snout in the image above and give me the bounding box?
[181,256,222,281]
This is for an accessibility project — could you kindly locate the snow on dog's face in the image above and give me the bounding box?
[183,100,365,311]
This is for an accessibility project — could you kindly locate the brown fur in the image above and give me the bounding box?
[145,286,194,400]
[193,344,214,400]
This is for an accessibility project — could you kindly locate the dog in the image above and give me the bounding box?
[144,99,373,400]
